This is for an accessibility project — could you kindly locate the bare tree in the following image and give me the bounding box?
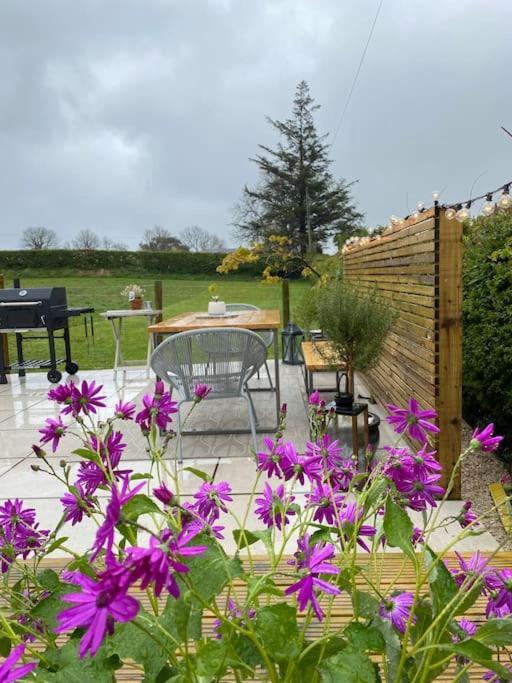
[21,227,58,250]
[102,237,128,251]
[180,225,226,252]
[139,226,189,252]
[72,229,101,250]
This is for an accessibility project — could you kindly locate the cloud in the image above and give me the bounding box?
[0,0,511,248]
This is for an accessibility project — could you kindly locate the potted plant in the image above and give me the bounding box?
[297,269,396,405]
[121,284,145,310]
[207,283,226,315]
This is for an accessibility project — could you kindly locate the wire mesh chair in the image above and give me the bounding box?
[225,303,274,389]
[150,328,267,463]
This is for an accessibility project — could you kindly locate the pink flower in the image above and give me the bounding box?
[193,383,212,401]
[306,483,344,526]
[193,481,233,520]
[71,380,106,415]
[471,423,503,453]
[56,565,139,658]
[136,382,178,431]
[386,398,439,443]
[458,500,479,529]
[0,643,37,681]
[38,416,67,452]
[305,435,343,471]
[256,437,284,479]
[254,483,295,529]
[153,482,174,505]
[308,390,321,406]
[60,483,95,526]
[114,400,136,420]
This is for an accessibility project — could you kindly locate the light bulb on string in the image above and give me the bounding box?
[412,210,419,220]
[416,201,424,211]
[445,207,457,220]
[497,185,512,210]
[456,202,471,223]
[432,191,440,202]
[481,193,495,217]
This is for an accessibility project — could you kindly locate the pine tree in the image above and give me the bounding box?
[234,81,364,253]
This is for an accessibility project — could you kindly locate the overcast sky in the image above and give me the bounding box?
[1,0,511,249]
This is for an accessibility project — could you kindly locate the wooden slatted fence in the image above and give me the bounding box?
[343,207,462,496]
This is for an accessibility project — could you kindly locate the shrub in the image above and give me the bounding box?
[463,212,512,460]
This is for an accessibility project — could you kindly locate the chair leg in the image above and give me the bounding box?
[246,386,259,427]
[174,404,184,465]
[245,392,258,453]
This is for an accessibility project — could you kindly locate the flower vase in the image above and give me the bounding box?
[208,300,226,316]
[130,298,143,310]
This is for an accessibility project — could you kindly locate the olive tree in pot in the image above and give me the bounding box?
[296,270,397,406]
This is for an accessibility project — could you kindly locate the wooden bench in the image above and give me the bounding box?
[11,552,512,681]
[301,340,347,394]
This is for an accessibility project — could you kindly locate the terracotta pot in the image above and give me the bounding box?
[130,298,143,310]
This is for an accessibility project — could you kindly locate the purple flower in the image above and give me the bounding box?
[56,566,139,658]
[91,477,145,561]
[305,435,343,471]
[213,598,256,639]
[386,398,440,443]
[255,483,295,530]
[0,499,36,529]
[135,382,178,431]
[193,481,233,520]
[411,527,425,546]
[458,500,479,528]
[280,442,322,485]
[0,643,37,682]
[449,552,497,594]
[285,534,341,621]
[39,416,67,452]
[471,423,503,453]
[456,618,477,639]
[125,526,207,598]
[401,445,441,479]
[193,383,212,401]
[153,482,174,505]
[337,500,376,552]
[90,431,126,467]
[487,568,512,617]
[332,457,357,491]
[483,665,512,681]
[379,592,415,633]
[397,473,445,511]
[308,390,321,406]
[256,437,284,479]
[306,483,344,526]
[114,400,136,420]
[47,383,74,411]
[60,483,95,526]
[71,380,107,415]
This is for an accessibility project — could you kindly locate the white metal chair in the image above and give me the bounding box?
[225,303,274,389]
[150,328,267,462]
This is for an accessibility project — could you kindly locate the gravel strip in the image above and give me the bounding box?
[461,421,512,550]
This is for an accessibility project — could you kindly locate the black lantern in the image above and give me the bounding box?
[281,323,304,365]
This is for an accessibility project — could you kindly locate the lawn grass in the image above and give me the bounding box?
[2,276,310,372]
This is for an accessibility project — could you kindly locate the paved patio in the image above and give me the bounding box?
[0,363,499,556]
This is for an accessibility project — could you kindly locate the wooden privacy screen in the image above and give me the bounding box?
[343,206,462,496]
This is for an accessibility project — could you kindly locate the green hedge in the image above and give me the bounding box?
[0,250,262,277]
[463,212,512,459]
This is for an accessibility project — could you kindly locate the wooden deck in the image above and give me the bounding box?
[10,552,512,681]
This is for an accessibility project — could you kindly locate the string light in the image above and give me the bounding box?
[416,201,424,211]
[445,207,457,220]
[432,190,440,202]
[497,185,512,210]
[456,202,471,222]
[481,193,495,217]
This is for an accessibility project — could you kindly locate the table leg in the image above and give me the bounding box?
[351,415,359,456]
[111,318,123,374]
[0,335,7,384]
[273,328,280,428]
[146,316,156,375]
[363,407,369,451]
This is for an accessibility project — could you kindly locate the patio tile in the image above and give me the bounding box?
[0,430,40,459]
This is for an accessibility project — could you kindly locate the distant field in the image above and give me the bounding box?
[2,276,310,372]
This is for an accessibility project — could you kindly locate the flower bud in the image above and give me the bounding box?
[59,459,67,468]
[30,464,40,472]
[32,444,45,458]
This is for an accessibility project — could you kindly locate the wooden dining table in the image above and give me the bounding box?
[147,309,282,433]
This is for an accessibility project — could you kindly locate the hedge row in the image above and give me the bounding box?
[0,250,262,277]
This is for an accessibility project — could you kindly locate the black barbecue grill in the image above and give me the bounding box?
[0,286,93,384]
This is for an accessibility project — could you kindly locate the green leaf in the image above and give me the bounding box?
[372,617,410,683]
[182,466,212,482]
[195,640,230,678]
[45,536,70,555]
[450,640,512,678]
[474,618,512,646]
[37,569,61,591]
[352,590,380,619]
[425,547,457,617]
[0,637,11,657]
[106,610,169,680]
[121,493,161,521]
[345,622,385,653]
[31,582,80,630]
[254,603,299,662]
[160,593,201,643]
[131,472,154,481]
[232,528,273,555]
[185,534,243,602]
[298,637,346,683]
[246,574,283,601]
[383,498,414,560]
[72,447,100,462]
[319,646,377,682]
[37,639,121,682]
